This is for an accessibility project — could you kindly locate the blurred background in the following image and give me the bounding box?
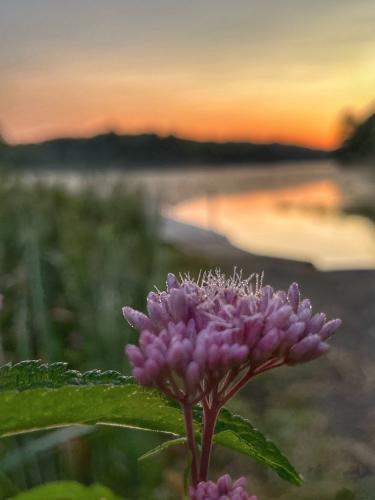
[0,1,375,498]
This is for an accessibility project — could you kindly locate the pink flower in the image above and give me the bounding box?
[123,270,341,405]
[190,474,257,500]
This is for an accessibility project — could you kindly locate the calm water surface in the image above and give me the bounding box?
[167,178,375,271]
[24,160,375,271]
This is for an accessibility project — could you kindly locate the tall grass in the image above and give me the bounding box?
[0,174,202,498]
[0,178,161,368]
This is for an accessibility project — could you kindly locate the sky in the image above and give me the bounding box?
[1,0,375,148]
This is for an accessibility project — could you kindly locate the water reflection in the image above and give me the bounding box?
[168,180,375,271]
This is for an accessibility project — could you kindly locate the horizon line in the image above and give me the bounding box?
[5,129,333,152]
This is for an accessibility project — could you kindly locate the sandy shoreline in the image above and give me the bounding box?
[162,164,375,271]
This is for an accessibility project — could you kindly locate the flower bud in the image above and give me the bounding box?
[147,294,170,326]
[190,474,257,499]
[266,304,293,329]
[167,341,185,370]
[308,312,326,333]
[217,474,231,494]
[139,330,155,350]
[166,273,180,291]
[126,345,144,367]
[122,306,154,332]
[287,282,300,311]
[185,361,200,391]
[319,318,341,340]
[286,334,321,364]
[169,288,188,323]
[252,328,280,365]
[144,359,159,379]
[285,321,306,344]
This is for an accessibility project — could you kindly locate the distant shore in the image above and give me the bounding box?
[17,159,375,208]
[1,132,329,168]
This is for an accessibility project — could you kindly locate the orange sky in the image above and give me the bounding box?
[1,1,375,148]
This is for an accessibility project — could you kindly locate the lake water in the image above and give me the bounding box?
[167,178,375,271]
[23,160,375,271]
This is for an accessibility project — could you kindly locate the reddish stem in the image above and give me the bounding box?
[182,403,199,487]
[198,402,220,482]
[221,367,255,405]
[222,358,284,405]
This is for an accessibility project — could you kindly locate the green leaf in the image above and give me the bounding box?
[8,481,122,499]
[0,360,130,391]
[0,361,301,486]
[138,436,187,461]
[0,361,186,438]
[213,408,303,486]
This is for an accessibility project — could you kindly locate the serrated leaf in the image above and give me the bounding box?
[0,360,130,391]
[0,361,301,486]
[8,480,122,499]
[0,361,185,437]
[213,408,303,486]
[138,436,187,461]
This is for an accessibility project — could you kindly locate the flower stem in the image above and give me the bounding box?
[221,367,255,405]
[198,403,220,482]
[182,403,199,487]
[221,359,284,405]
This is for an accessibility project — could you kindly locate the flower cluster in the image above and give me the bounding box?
[124,270,341,405]
[190,474,257,500]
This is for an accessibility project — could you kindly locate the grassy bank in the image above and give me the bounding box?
[0,175,204,498]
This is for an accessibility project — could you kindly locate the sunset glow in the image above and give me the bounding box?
[1,1,375,148]
[168,180,375,270]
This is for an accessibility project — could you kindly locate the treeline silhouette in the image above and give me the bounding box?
[338,111,375,164]
[0,133,328,169]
